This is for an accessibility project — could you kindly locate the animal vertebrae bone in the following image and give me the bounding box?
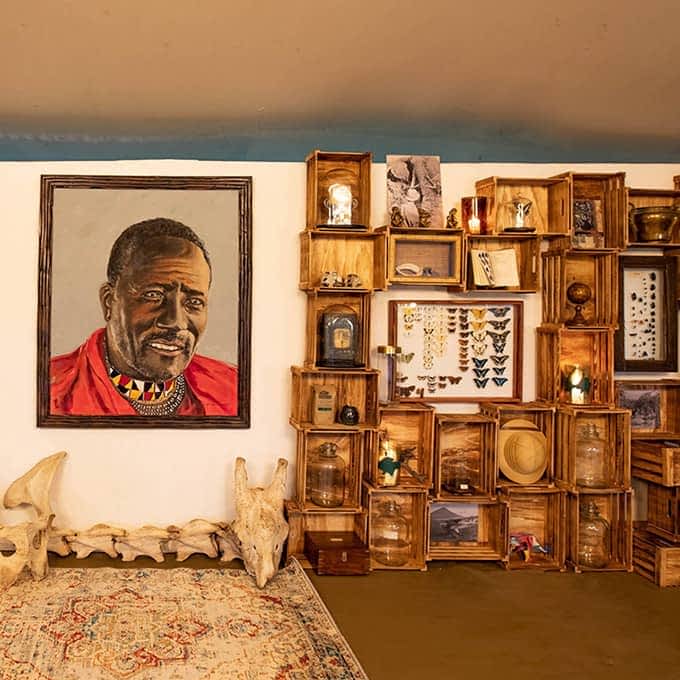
[1,453,289,591]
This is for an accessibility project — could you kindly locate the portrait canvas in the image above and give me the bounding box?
[386,155,443,228]
[38,175,252,428]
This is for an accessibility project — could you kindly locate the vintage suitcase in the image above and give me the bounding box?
[303,531,370,575]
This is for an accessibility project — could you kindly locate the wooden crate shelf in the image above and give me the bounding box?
[631,440,680,487]
[427,499,507,561]
[481,402,555,489]
[385,227,464,287]
[647,484,680,543]
[566,489,633,573]
[465,234,539,293]
[541,248,618,327]
[290,366,379,429]
[305,150,371,230]
[615,379,680,439]
[626,188,680,248]
[299,230,387,291]
[361,482,428,571]
[536,325,614,406]
[633,527,680,587]
[294,427,366,512]
[500,486,566,570]
[433,413,497,500]
[303,291,372,368]
[474,176,570,238]
[365,403,435,489]
[284,500,367,564]
[550,171,627,249]
[555,406,631,491]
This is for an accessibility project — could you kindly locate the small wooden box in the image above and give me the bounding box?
[474,176,570,237]
[303,291,372,368]
[361,482,428,571]
[365,403,435,489]
[550,171,627,250]
[299,230,387,291]
[481,402,556,489]
[555,406,631,491]
[306,150,372,231]
[536,325,614,406]
[294,427,365,512]
[566,489,633,572]
[626,188,680,248]
[427,499,507,562]
[646,484,680,543]
[541,248,619,327]
[633,527,680,587]
[499,486,566,570]
[290,366,379,429]
[433,413,497,500]
[386,227,464,287]
[615,379,680,439]
[631,440,680,486]
[465,234,539,293]
[303,531,370,575]
[284,500,367,563]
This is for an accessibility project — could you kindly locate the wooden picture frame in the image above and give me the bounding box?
[38,175,252,428]
[615,256,677,373]
[388,300,523,402]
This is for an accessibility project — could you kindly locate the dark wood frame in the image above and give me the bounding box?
[615,255,677,373]
[387,299,523,403]
[37,175,252,428]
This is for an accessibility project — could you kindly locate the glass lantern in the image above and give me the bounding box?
[317,304,363,368]
[578,500,610,569]
[324,183,357,226]
[307,442,346,508]
[562,363,591,404]
[372,499,411,567]
[575,423,608,488]
[441,451,474,494]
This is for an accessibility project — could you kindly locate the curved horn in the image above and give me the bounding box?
[234,457,249,510]
[265,458,288,505]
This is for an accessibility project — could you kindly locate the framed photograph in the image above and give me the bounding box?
[37,175,252,428]
[386,155,443,228]
[616,385,661,431]
[388,300,523,402]
[615,256,677,372]
[572,198,604,249]
[429,502,479,544]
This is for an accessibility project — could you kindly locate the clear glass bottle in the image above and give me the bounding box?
[578,500,610,569]
[371,499,411,567]
[575,423,608,488]
[307,442,346,508]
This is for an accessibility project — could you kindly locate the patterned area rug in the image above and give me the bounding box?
[0,558,367,680]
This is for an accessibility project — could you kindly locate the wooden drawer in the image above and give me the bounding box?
[303,531,370,575]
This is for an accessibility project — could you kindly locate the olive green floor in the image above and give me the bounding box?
[49,554,680,680]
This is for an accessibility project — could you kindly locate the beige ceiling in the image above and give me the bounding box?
[1,0,679,142]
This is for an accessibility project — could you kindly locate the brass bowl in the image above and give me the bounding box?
[629,205,680,243]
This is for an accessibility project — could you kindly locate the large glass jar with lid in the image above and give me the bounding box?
[307,442,346,508]
[575,423,608,488]
[371,499,412,567]
[578,500,610,569]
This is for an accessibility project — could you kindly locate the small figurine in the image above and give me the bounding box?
[446,208,459,229]
[418,208,432,228]
[346,273,363,288]
[390,206,405,228]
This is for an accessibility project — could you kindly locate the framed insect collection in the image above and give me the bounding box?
[388,300,523,402]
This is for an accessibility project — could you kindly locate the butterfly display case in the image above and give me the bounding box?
[387,300,523,403]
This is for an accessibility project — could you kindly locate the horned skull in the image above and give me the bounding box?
[232,457,289,589]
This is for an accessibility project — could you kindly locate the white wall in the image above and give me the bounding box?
[0,159,678,530]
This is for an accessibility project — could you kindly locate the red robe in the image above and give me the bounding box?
[50,328,238,416]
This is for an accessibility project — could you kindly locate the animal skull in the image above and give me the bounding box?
[232,457,289,588]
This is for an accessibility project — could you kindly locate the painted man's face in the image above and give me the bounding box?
[100,236,210,381]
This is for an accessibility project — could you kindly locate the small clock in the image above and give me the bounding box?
[317,304,363,368]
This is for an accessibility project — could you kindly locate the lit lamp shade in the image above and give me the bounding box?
[461,196,488,234]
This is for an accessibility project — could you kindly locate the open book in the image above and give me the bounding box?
[470,248,520,288]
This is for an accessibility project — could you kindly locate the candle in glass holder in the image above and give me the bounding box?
[461,196,487,234]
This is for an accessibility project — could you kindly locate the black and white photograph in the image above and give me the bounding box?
[386,155,443,228]
[616,387,661,430]
[429,502,479,543]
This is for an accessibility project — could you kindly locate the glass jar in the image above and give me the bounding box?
[371,499,411,567]
[575,423,608,488]
[578,500,610,569]
[307,442,346,508]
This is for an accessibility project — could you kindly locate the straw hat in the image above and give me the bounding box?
[498,418,548,485]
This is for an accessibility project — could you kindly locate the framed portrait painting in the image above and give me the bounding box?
[37,175,252,428]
